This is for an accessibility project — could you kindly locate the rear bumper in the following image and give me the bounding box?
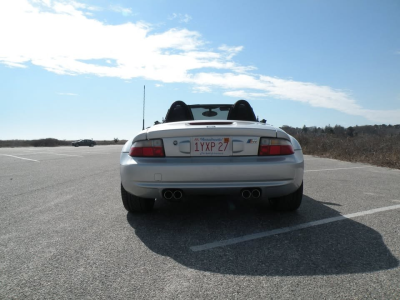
[120,151,304,199]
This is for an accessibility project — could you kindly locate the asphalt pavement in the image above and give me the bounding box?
[1,145,399,299]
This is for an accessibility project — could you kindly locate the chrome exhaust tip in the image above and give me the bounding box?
[173,190,183,200]
[252,189,261,198]
[163,190,173,200]
[242,189,251,199]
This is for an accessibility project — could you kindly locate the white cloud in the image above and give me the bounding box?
[220,75,400,123]
[155,84,163,87]
[31,0,101,16]
[110,5,134,16]
[0,0,398,124]
[2,61,28,68]
[224,90,266,99]
[180,14,192,23]
[359,109,400,124]
[218,45,244,60]
[193,86,212,93]
[169,13,192,23]
[168,13,177,20]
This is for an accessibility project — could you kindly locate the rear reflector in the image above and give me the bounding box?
[258,138,294,156]
[129,139,165,157]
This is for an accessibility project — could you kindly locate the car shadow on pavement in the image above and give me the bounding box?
[126,195,398,276]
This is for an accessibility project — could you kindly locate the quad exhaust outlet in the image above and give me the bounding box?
[241,189,252,199]
[163,188,260,201]
[241,188,261,199]
[173,190,183,200]
[252,189,261,198]
[163,189,183,201]
[163,190,173,200]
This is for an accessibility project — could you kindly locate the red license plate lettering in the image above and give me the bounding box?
[191,137,231,156]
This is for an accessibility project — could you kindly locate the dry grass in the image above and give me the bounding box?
[295,134,400,169]
[1,132,398,170]
[0,138,127,148]
[0,138,69,148]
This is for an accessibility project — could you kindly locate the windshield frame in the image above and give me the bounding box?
[188,104,233,121]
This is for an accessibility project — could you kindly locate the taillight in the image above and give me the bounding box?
[129,139,165,157]
[258,138,294,156]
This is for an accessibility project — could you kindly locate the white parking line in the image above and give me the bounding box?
[364,192,387,197]
[364,192,379,196]
[23,150,112,155]
[33,152,84,157]
[0,154,39,162]
[70,151,111,155]
[12,152,84,157]
[190,204,400,252]
[19,150,114,156]
[305,166,373,172]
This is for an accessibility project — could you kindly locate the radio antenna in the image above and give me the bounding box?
[142,85,145,130]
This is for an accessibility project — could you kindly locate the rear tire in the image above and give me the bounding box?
[121,183,155,213]
[272,182,303,211]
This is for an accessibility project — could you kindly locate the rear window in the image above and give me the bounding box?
[189,105,231,120]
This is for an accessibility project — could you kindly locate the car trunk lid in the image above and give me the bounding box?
[147,121,280,157]
[147,120,277,139]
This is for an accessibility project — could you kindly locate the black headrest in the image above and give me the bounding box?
[165,101,194,123]
[227,100,257,121]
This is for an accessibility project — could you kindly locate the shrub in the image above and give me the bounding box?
[295,134,400,169]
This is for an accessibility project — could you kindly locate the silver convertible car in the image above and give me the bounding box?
[120,100,304,212]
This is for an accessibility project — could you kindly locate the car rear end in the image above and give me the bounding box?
[120,120,304,201]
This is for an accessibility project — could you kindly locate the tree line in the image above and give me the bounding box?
[281,124,400,137]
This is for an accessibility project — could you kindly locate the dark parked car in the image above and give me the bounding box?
[72,139,96,147]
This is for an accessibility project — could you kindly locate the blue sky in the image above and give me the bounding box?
[0,0,399,140]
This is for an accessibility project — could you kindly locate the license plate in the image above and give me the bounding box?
[191,137,232,156]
